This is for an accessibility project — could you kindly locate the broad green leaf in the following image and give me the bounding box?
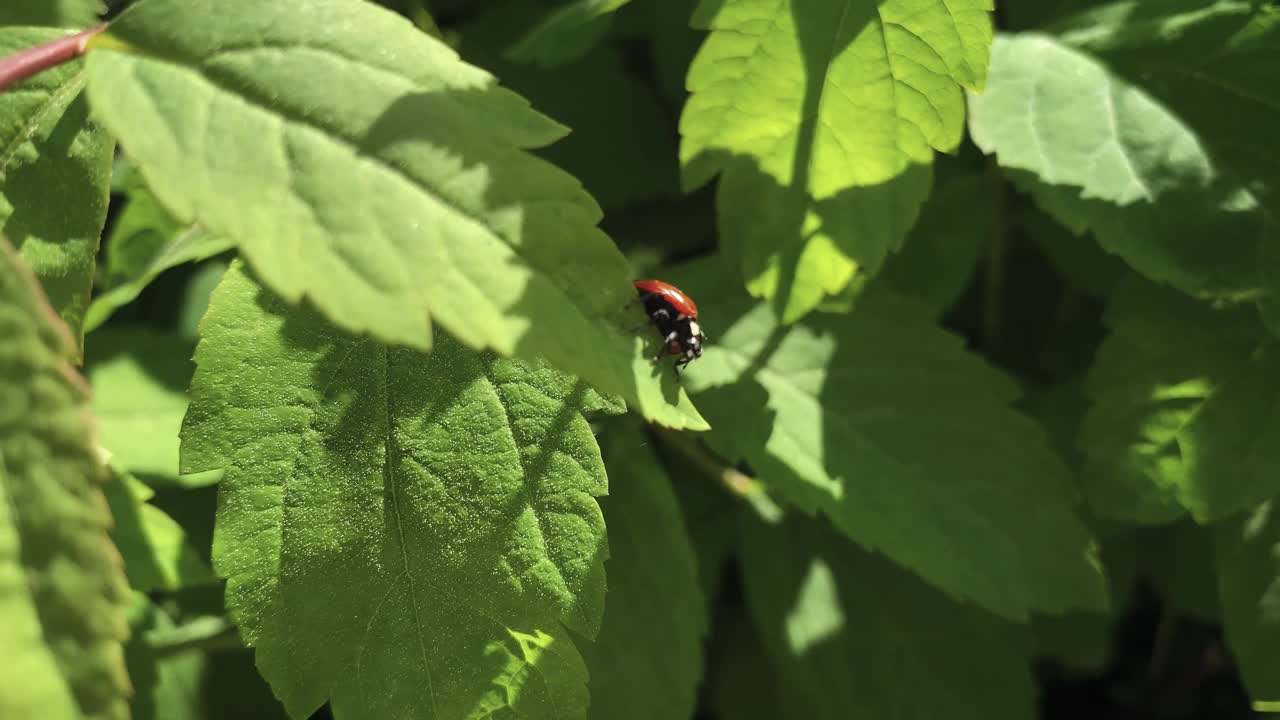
[105,466,214,592]
[679,0,992,321]
[673,257,1106,620]
[509,0,631,66]
[183,261,622,719]
[86,327,194,481]
[1079,278,1280,524]
[0,0,101,27]
[0,27,115,359]
[1216,501,1280,704]
[124,594,208,720]
[176,259,228,342]
[85,175,232,332]
[740,515,1036,719]
[85,0,706,430]
[583,429,706,720]
[879,170,995,315]
[969,33,1270,304]
[0,235,130,720]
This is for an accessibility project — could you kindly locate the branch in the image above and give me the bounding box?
[0,24,106,92]
[144,615,244,658]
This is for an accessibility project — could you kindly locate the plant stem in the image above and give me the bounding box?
[145,615,244,658]
[653,427,783,522]
[0,24,106,92]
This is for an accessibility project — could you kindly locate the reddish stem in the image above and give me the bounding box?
[0,24,107,92]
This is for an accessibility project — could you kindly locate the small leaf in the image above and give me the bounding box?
[1079,278,1280,523]
[0,0,101,27]
[0,234,130,719]
[0,27,115,359]
[584,428,706,720]
[105,466,215,592]
[740,515,1037,719]
[85,175,232,332]
[680,0,992,321]
[509,0,631,66]
[1216,501,1280,704]
[673,257,1106,620]
[86,327,194,482]
[183,261,621,719]
[85,0,706,430]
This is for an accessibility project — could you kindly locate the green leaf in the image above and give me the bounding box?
[970,32,1270,304]
[674,257,1106,620]
[1137,520,1219,621]
[105,466,215,592]
[0,0,101,27]
[680,0,992,321]
[86,327,194,482]
[85,175,232,332]
[84,0,706,430]
[183,261,622,719]
[740,515,1037,719]
[583,428,706,720]
[0,27,115,360]
[1079,277,1280,524]
[879,170,995,315]
[0,235,130,720]
[1216,501,1280,704]
[509,0,631,66]
[123,594,209,720]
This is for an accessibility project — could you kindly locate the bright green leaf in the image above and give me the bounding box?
[740,515,1037,719]
[1079,278,1280,523]
[86,327,194,481]
[0,27,115,360]
[183,261,623,719]
[1216,501,1280,704]
[85,175,232,332]
[583,429,706,720]
[680,0,992,321]
[673,257,1106,620]
[970,32,1270,304]
[176,259,228,342]
[0,235,130,720]
[85,0,706,430]
[0,0,101,27]
[879,170,995,315]
[509,0,630,66]
[105,466,215,592]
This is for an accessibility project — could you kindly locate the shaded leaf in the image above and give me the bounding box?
[85,0,706,430]
[85,175,232,332]
[509,0,630,66]
[183,261,622,719]
[86,327,194,482]
[0,0,101,27]
[680,0,992,321]
[0,235,129,719]
[0,27,115,359]
[105,466,215,592]
[583,428,706,720]
[124,594,208,720]
[1079,278,1280,523]
[673,256,1106,620]
[740,515,1037,719]
[1216,501,1280,704]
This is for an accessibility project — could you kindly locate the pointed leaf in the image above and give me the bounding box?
[1079,278,1280,523]
[509,0,631,66]
[183,261,621,719]
[740,515,1037,719]
[673,257,1106,619]
[0,235,130,720]
[583,429,706,720]
[1217,501,1280,705]
[680,0,992,320]
[0,27,115,359]
[84,0,705,430]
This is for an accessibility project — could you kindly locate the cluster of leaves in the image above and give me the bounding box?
[2,0,1280,718]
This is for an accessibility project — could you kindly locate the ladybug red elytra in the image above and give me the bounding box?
[633,279,705,371]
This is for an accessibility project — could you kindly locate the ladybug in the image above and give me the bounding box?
[633,279,705,371]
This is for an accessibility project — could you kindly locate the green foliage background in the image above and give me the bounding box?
[1,0,1279,718]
